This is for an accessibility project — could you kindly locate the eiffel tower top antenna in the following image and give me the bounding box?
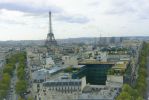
[49,11,52,33]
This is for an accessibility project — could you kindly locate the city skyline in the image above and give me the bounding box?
[0,0,149,40]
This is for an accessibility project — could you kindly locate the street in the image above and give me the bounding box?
[7,63,18,100]
[146,57,149,100]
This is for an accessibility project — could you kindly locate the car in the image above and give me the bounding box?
[26,90,31,94]
[23,90,30,95]
[24,92,27,95]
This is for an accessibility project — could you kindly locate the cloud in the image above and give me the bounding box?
[0,2,63,14]
[0,2,90,24]
[55,14,90,24]
[136,6,149,20]
[0,0,149,40]
[87,1,101,6]
[103,0,149,22]
[105,0,137,15]
[0,19,26,25]
[138,12,149,20]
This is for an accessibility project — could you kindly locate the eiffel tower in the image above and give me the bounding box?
[45,12,57,47]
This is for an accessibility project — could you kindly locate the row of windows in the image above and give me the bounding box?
[48,87,81,91]
[49,90,81,94]
[43,81,81,86]
[48,87,81,94]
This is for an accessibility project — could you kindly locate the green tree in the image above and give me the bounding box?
[116,91,132,100]
[18,96,25,100]
[0,82,9,90]
[17,67,25,80]
[15,80,27,95]
[122,84,133,94]
[1,73,11,85]
[64,66,73,72]
[3,65,13,75]
[136,96,144,100]
[0,90,7,99]
[27,97,34,100]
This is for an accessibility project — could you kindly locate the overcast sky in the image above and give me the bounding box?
[0,0,149,40]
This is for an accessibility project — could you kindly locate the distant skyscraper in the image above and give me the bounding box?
[45,12,57,47]
[110,37,115,44]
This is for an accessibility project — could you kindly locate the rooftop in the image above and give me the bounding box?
[79,85,118,100]
[79,60,115,65]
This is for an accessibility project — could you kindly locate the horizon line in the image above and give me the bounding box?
[0,35,149,41]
